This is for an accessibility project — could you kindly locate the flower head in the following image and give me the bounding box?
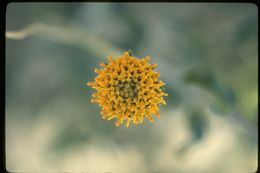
[87,51,168,127]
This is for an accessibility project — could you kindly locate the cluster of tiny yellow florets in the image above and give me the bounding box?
[87,51,168,127]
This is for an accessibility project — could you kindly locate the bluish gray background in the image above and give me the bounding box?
[6,3,257,173]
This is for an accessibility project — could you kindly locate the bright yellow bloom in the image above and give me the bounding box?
[87,51,168,127]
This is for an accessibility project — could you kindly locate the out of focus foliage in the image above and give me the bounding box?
[6,3,257,173]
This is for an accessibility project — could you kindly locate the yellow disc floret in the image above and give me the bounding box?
[87,51,168,127]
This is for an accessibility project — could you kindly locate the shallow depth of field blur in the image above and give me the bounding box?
[6,3,258,173]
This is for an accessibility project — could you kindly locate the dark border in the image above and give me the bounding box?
[2,1,259,173]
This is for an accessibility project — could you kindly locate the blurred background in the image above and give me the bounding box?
[6,3,257,173]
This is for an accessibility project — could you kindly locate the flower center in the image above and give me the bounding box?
[116,80,137,99]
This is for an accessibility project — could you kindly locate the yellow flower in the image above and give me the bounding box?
[87,51,168,127]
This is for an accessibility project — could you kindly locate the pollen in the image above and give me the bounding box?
[86,51,168,127]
